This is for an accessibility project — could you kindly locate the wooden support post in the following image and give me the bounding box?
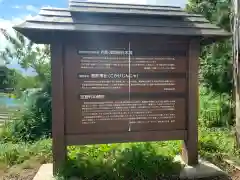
[51,44,66,174]
[182,39,200,165]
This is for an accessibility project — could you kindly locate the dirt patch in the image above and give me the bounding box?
[0,168,38,180]
[0,160,41,180]
[230,170,240,180]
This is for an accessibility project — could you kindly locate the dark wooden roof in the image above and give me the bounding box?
[13,1,231,44]
[69,0,192,16]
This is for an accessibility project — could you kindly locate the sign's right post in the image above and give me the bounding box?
[182,39,200,165]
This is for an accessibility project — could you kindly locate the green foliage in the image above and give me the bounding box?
[58,129,236,179]
[0,29,51,84]
[0,80,52,142]
[186,0,232,95]
[0,68,19,91]
[0,67,41,98]
[186,0,231,31]
[7,69,40,96]
[0,128,238,178]
[199,86,234,127]
[0,139,52,166]
[0,28,50,100]
[16,75,39,90]
[199,40,233,94]
[199,127,235,156]
[60,142,182,180]
[198,127,238,170]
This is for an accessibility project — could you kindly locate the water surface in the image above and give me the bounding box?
[0,95,22,107]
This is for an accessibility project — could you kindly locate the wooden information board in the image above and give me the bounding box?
[13,0,230,174]
[50,35,199,171]
[63,36,189,137]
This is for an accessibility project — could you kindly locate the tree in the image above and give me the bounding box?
[186,0,231,31]
[186,0,232,95]
[187,0,234,129]
[0,28,50,84]
[0,68,19,91]
[0,67,38,94]
[0,26,52,142]
[232,0,240,146]
[0,66,7,89]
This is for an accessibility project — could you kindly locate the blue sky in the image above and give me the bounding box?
[0,0,187,19]
[0,0,67,19]
[0,0,187,75]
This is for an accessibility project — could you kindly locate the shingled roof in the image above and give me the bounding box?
[13,0,231,44]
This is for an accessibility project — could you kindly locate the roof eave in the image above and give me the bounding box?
[13,16,232,45]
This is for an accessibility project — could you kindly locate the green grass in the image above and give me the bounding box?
[199,127,235,155]
[0,128,239,179]
[199,86,234,128]
[198,127,240,172]
[58,128,238,179]
[0,139,52,169]
[61,141,182,180]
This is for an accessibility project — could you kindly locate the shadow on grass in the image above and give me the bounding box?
[58,143,182,180]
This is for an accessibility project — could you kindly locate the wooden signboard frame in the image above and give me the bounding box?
[12,1,230,175]
[50,34,200,172]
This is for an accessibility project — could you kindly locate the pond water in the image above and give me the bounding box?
[0,95,23,107]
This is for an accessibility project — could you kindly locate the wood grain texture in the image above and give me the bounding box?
[66,130,186,145]
[182,38,200,165]
[51,43,66,174]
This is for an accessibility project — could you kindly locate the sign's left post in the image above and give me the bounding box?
[51,44,67,174]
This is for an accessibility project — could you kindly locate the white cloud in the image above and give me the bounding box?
[13,5,21,9]
[0,18,18,51]
[0,14,39,51]
[25,5,39,13]
[0,18,20,67]
[42,5,54,9]
[0,17,27,67]
[12,5,39,13]
[0,14,45,53]
[0,15,37,75]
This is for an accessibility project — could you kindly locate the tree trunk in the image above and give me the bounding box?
[233,0,240,147]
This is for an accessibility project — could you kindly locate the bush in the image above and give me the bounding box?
[0,139,52,166]
[199,40,233,95]
[199,127,235,155]
[198,127,238,171]
[0,80,52,142]
[60,142,182,180]
[0,128,238,179]
[199,86,234,128]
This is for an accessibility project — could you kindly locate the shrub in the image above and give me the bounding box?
[60,142,182,180]
[0,128,238,179]
[0,80,52,142]
[0,139,52,166]
[198,127,237,171]
[199,86,234,128]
